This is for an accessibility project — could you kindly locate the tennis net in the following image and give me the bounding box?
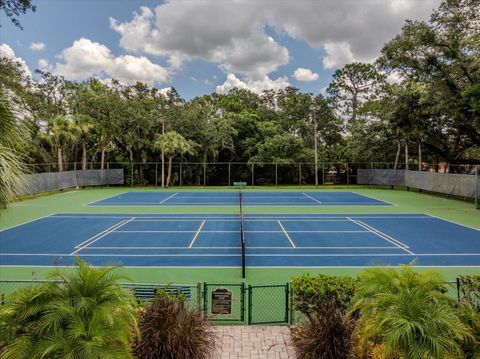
[239,190,246,278]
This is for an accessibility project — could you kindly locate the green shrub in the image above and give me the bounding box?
[352,266,473,359]
[0,258,138,359]
[291,273,358,321]
[133,291,217,359]
[291,301,356,359]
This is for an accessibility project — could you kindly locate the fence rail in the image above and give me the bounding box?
[24,161,479,188]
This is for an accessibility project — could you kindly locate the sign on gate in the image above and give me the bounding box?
[211,288,232,315]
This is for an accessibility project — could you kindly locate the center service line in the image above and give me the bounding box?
[189,220,206,248]
[278,220,296,248]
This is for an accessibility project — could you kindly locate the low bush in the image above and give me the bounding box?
[291,273,358,321]
[0,258,138,359]
[291,301,356,359]
[352,265,473,358]
[133,291,217,359]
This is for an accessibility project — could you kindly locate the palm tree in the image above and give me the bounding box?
[47,115,73,172]
[352,265,472,358]
[0,89,28,211]
[0,258,138,359]
[71,115,94,170]
[155,131,194,187]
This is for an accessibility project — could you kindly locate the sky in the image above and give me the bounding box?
[0,0,441,99]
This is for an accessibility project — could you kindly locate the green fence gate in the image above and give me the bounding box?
[248,284,289,325]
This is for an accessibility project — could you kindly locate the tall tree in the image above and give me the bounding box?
[327,62,386,129]
[379,0,480,164]
[46,116,73,172]
[71,115,94,170]
[155,131,195,187]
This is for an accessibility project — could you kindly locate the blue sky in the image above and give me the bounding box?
[0,0,440,99]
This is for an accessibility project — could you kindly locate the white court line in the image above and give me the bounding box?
[83,245,400,250]
[48,214,431,220]
[113,230,371,233]
[74,220,129,248]
[70,218,135,255]
[355,220,411,248]
[189,220,206,248]
[3,252,480,257]
[425,214,480,232]
[347,218,415,256]
[158,192,179,204]
[81,202,395,206]
[277,220,296,248]
[0,213,58,232]
[350,191,396,206]
[302,192,322,204]
[85,191,129,206]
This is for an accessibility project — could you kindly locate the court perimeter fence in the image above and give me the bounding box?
[0,278,471,325]
[20,162,480,208]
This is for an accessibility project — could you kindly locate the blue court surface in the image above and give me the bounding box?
[87,191,391,206]
[1,213,480,267]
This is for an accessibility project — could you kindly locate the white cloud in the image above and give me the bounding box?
[293,68,319,82]
[216,73,289,95]
[0,43,32,78]
[110,0,440,77]
[322,42,355,69]
[110,1,289,79]
[52,38,168,86]
[30,42,45,51]
[37,58,52,71]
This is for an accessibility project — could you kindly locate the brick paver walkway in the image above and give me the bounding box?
[213,326,296,359]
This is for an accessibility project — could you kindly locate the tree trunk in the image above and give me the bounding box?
[57,146,63,172]
[100,147,106,170]
[418,141,422,171]
[166,156,173,187]
[405,142,409,171]
[394,139,401,170]
[82,142,87,170]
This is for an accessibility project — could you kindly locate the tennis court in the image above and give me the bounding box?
[87,191,391,206]
[1,213,480,268]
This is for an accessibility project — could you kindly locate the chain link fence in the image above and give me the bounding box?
[1,279,474,326]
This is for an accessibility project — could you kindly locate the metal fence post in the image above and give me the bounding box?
[203,163,206,187]
[346,162,349,186]
[247,285,252,324]
[299,163,301,188]
[131,162,134,187]
[228,162,231,187]
[180,162,183,187]
[275,163,278,188]
[456,277,461,301]
[251,163,254,187]
[322,163,325,188]
[203,282,208,319]
[155,162,158,188]
[289,282,294,324]
[197,282,202,310]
